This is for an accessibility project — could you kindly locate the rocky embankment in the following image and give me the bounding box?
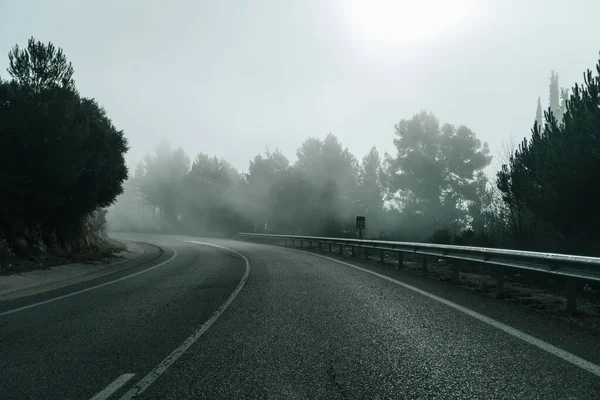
[0,209,124,275]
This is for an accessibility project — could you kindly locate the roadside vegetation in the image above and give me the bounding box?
[107,53,600,312]
[0,38,128,269]
[111,55,600,258]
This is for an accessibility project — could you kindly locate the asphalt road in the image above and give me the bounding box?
[1,233,599,400]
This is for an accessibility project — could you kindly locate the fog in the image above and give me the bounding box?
[106,117,493,243]
[3,1,600,253]
[2,1,600,172]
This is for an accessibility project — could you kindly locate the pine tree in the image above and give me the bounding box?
[387,112,491,234]
[0,38,128,241]
[560,88,570,119]
[498,55,600,254]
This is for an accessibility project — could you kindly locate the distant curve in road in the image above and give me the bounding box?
[1,233,599,400]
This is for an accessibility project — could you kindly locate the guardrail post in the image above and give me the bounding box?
[284,239,288,246]
[318,242,322,251]
[566,278,577,314]
[397,252,404,269]
[300,240,303,248]
[309,241,312,249]
[380,250,384,263]
[364,248,369,260]
[496,266,505,298]
[328,243,332,252]
[451,264,459,282]
[339,244,343,255]
[351,247,355,257]
[422,255,428,272]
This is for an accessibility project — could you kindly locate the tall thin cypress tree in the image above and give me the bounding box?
[549,71,561,121]
[535,96,543,129]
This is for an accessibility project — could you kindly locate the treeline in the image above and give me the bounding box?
[110,56,600,256]
[0,38,128,254]
[497,57,600,255]
[111,112,494,243]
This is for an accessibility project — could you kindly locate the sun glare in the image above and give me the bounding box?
[337,0,478,47]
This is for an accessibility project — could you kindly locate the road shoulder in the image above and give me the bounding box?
[254,242,600,366]
[0,240,158,303]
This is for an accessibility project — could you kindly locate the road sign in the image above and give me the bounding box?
[356,216,366,230]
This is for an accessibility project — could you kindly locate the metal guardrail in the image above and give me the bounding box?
[238,233,600,314]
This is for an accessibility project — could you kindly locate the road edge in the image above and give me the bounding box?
[0,240,161,303]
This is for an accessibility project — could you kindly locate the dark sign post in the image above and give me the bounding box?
[356,216,366,239]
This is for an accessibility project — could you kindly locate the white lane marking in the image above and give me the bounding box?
[119,241,250,400]
[274,244,600,378]
[0,246,178,317]
[90,373,136,400]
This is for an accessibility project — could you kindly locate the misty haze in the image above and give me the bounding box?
[1,1,600,399]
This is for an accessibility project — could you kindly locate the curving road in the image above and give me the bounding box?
[1,233,600,400]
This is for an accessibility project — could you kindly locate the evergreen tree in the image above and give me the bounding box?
[245,149,290,231]
[549,71,561,121]
[294,134,359,235]
[139,139,189,231]
[8,37,75,92]
[0,38,128,242]
[357,147,385,234]
[498,54,600,254]
[560,87,570,119]
[535,96,543,129]
[387,112,492,235]
[185,153,246,235]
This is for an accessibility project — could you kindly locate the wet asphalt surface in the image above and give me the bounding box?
[1,233,599,400]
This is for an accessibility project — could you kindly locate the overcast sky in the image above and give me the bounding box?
[1,0,599,173]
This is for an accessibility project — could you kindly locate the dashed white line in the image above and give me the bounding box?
[277,244,600,378]
[118,241,250,400]
[0,246,178,317]
[90,373,136,400]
